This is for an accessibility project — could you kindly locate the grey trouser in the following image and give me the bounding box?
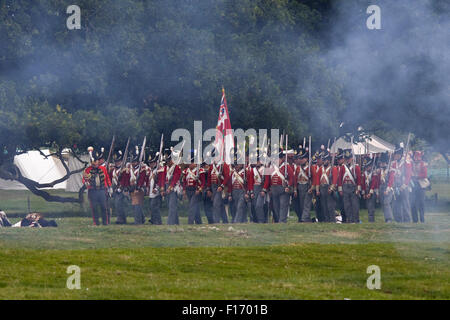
[271,185,290,223]
[113,191,127,224]
[411,183,425,223]
[366,193,376,222]
[252,185,266,223]
[88,189,108,225]
[232,189,247,223]
[133,204,145,224]
[394,186,412,223]
[319,184,336,222]
[337,192,346,222]
[380,185,394,222]
[211,184,228,223]
[298,183,312,222]
[203,191,214,224]
[342,184,360,223]
[166,185,179,225]
[186,187,202,224]
[150,195,162,225]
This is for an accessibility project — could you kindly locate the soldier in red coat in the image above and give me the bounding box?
[333,149,346,222]
[361,155,379,222]
[378,152,395,222]
[129,149,149,225]
[183,160,205,225]
[391,146,413,222]
[201,162,214,224]
[262,149,294,223]
[316,151,336,222]
[338,149,362,223]
[250,155,267,223]
[293,147,312,222]
[411,151,428,223]
[206,157,230,224]
[162,150,182,225]
[110,151,130,224]
[82,150,112,225]
[228,159,253,223]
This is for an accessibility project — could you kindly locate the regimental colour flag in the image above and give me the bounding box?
[214,87,234,164]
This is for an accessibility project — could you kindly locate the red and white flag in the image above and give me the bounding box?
[215,87,234,164]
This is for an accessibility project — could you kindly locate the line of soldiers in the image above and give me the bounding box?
[82,143,428,226]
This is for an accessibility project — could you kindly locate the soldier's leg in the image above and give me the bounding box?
[133,205,141,224]
[411,185,419,223]
[338,191,346,223]
[417,187,425,223]
[328,190,337,222]
[367,195,376,222]
[187,189,195,224]
[301,187,313,222]
[221,203,229,224]
[319,185,328,222]
[255,190,266,223]
[194,193,202,224]
[88,190,100,225]
[393,192,402,222]
[271,186,281,223]
[211,186,221,223]
[97,190,108,225]
[167,191,179,225]
[203,192,214,224]
[295,186,303,222]
[229,194,237,223]
[351,186,360,223]
[279,191,290,223]
[233,190,243,223]
[382,191,394,222]
[401,189,412,223]
[264,196,269,223]
[150,196,162,224]
[114,193,126,224]
[342,184,353,223]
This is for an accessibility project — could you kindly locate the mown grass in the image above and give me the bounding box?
[0,243,448,299]
[0,185,448,299]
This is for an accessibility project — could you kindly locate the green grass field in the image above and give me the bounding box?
[0,183,449,299]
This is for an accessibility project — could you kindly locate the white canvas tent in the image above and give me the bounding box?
[65,153,90,192]
[330,135,395,155]
[0,149,67,190]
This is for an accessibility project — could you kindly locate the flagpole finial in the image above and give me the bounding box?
[222,86,225,94]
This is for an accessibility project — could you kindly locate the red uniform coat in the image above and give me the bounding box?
[413,160,427,179]
[337,163,361,192]
[83,165,111,189]
[207,163,230,189]
[362,170,379,196]
[262,162,294,192]
[164,163,182,189]
[182,167,206,190]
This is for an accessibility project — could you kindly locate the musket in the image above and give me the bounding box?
[329,137,336,180]
[280,131,284,152]
[401,132,412,167]
[386,151,395,200]
[308,136,312,178]
[303,137,306,149]
[105,135,116,170]
[119,137,130,174]
[196,139,201,181]
[134,136,147,188]
[156,134,164,170]
[327,138,330,151]
[155,134,164,199]
[284,134,288,187]
[350,136,356,178]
